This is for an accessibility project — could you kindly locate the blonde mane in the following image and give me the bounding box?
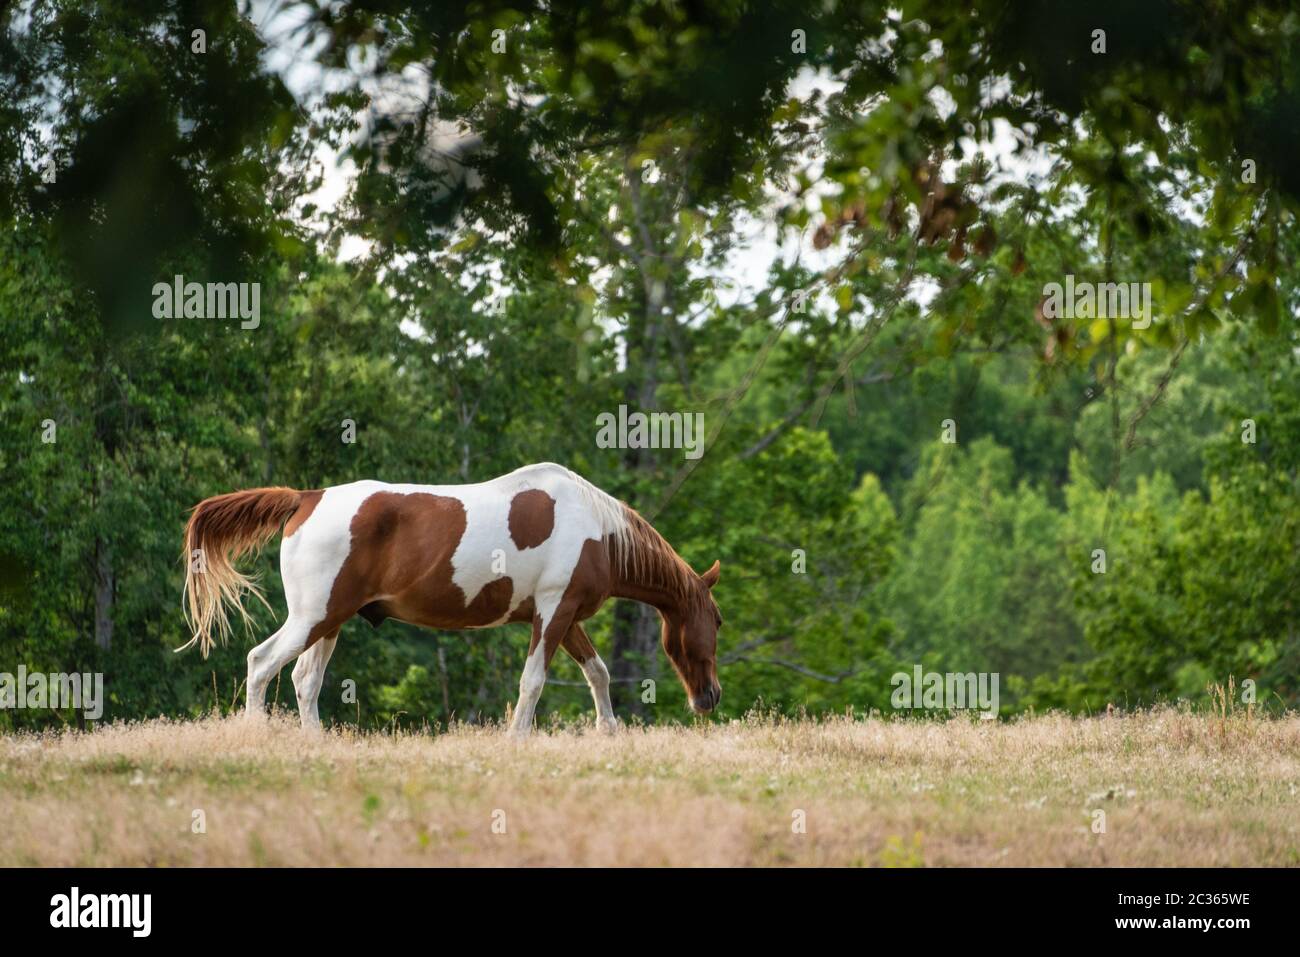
[611,506,710,611]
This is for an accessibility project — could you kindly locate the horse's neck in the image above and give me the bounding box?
[608,545,690,617]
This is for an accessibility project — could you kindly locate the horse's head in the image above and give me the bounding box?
[662,560,723,714]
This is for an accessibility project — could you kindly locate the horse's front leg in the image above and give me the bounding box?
[561,623,618,734]
[507,597,573,739]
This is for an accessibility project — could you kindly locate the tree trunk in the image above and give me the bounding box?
[609,600,660,715]
[608,384,663,715]
[608,168,668,715]
[93,540,114,651]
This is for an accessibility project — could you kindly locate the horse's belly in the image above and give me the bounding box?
[371,574,533,630]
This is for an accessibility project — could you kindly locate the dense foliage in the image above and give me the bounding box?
[1,1,1296,729]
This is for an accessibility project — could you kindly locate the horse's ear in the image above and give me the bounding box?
[700,560,721,589]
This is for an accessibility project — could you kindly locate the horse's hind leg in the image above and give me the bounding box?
[292,629,339,732]
[561,624,618,734]
[245,616,314,719]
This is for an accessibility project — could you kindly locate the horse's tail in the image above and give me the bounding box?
[179,487,302,658]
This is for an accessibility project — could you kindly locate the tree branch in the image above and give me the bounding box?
[721,653,859,683]
[1122,196,1267,452]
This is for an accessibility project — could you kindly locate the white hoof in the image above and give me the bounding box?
[597,716,620,735]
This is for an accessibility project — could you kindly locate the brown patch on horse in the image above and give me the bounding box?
[309,492,520,646]
[563,537,613,621]
[560,622,598,664]
[507,597,536,625]
[508,489,555,550]
[283,490,323,538]
[528,537,615,666]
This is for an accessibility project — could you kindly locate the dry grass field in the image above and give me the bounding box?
[2,708,1298,867]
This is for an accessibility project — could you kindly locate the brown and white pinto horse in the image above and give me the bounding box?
[181,463,722,735]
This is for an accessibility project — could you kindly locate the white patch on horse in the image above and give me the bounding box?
[579,654,617,733]
[279,481,383,626]
[447,464,625,633]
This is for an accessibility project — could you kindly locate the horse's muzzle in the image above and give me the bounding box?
[690,683,722,714]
